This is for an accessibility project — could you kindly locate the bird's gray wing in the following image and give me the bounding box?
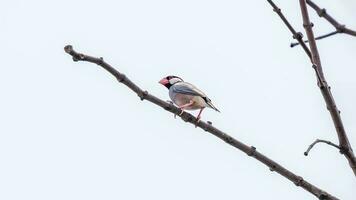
[171,82,207,97]
[172,82,220,112]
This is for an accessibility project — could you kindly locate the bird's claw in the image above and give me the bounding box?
[174,109,184,119]
[195,117,201,128]
[179,110,184,115]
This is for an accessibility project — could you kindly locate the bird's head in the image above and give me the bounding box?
[159,75,183,89]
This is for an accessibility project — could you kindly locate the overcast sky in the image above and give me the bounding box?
[1,0,356,199]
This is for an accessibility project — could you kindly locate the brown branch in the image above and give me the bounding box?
[266,0,312,60]
[299,0,356,176]
[306,0,356,36]
[64,45,339,200]
[290,0,356,48]
[304,139,340,156]
[290,30,340,48]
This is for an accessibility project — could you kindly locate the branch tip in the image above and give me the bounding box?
[64,45,73,53]
[304,139,340,156]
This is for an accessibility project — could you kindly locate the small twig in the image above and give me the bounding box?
[306,0,356,37]
[266,0,312,61]
[291,30,340,47]
[64,45,339,200]
[304,139,340,156]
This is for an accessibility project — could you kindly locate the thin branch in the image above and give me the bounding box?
[290,30,340,48]
[266,0,312,60]
[64,45,339,200]
[304,139,340,156]
[306,0,356,36]
[290,0,356,48]
[299,0,356,176]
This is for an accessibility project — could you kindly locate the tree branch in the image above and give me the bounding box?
[299,0,356,176]
[64,45,339,200]
[266,0,312,60]
[290,0,356,48]
[290,30,340,48]
[304,139,340,156]
[306,0,356,36]
[300,0,356,44]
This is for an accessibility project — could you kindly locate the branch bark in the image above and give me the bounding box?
[299,0,356,176]
[64,45,339,200]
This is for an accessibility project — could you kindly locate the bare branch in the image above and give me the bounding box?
[289,0,356,48]
[266,0,311,60]
[306,0,356,36]
[299,0,356,176]
[267,0,356,174]
[304,139,340,156]
[291,30,340,48]
[64,45,339,200]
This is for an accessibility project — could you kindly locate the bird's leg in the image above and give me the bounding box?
[174,100,194,118]
[179,100,194,115]
[195,108,204,127]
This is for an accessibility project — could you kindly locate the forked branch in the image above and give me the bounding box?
[299,0,356,176]
[307,0,356,36]
[292,0,356,47]
[64,45,338,200]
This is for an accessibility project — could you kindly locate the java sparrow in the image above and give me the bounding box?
[159,75,220,123]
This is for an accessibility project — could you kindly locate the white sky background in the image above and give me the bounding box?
[1,0,356,199]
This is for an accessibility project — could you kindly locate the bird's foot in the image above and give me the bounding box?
[195,117,201,128]
[174,109,184,119]
[179,109,184,115]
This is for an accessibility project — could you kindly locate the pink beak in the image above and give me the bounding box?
[159,78,169,85]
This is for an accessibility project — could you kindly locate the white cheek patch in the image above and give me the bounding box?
[169,78,182,84]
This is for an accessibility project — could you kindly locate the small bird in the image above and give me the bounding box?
[159,75,220,123]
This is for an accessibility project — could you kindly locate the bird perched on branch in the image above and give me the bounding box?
[159,75,220,124]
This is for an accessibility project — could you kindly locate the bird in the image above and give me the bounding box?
[159,75,220,124]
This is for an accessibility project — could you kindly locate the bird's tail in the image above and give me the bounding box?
[207,101,220,112]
